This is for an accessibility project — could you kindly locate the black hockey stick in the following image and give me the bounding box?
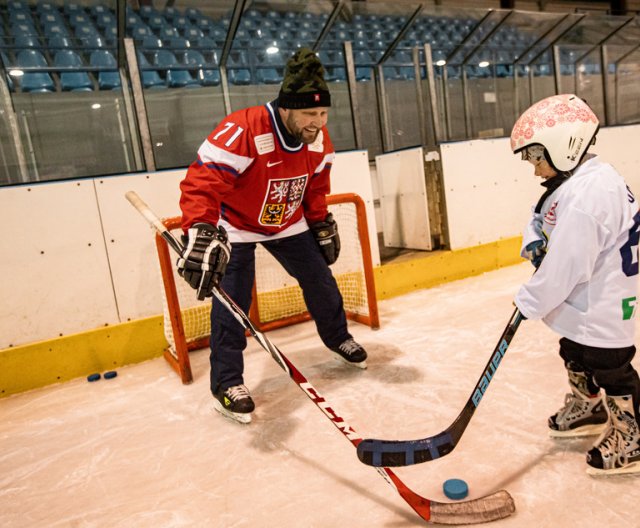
[125,191,516,525]
[357,308,524,467]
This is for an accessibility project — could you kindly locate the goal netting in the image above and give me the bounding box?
[155,192,379,383]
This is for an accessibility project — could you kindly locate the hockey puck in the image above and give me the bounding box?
[103,371,118,380]
[443,478,469,500]
[87,373,101,382]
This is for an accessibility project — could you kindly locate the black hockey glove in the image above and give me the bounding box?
[310,213,340,265]
[177,223,231,300]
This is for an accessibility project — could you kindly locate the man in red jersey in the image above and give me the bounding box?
[178,48,367,424]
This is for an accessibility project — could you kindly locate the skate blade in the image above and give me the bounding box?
[333,352,367,369]
[549,423,607,438]
[213,399,252,424]
[586,460,640,476]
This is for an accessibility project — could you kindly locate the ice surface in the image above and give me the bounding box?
[1,263,638,527]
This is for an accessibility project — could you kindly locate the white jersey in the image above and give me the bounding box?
[515,155,640,348]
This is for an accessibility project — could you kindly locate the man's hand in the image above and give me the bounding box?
[310,213,340,265]
[177,223,231,300]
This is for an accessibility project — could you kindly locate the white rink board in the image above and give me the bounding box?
[330,150,380,266]
[0,181,118,348]
[441,126,640,250]
[588,124,640,195]
[441,137,540,250]
[95,170,186,322]
[375,147,432,250]
[0,151,378,347]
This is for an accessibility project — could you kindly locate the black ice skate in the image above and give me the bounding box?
[586,394,640,475]
[213,384,255,424]
[331,338,367,369]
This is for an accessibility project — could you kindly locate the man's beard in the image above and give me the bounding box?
[286,116,319,144]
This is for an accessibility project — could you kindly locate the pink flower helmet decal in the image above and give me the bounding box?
[510,94,599,172]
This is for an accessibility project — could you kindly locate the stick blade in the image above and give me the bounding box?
[357,433,454,467]
[429,490,516,525]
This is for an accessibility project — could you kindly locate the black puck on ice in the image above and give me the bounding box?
[87,373,101,382]
[103,370,118,380]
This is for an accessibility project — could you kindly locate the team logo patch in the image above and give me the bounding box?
[254,133,275,154]
[260,176,308,226]
[545,201,558,225]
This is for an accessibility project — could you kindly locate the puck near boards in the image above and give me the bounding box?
[87,373,101,382]
[103,371,118,380]
[443,478,469,500]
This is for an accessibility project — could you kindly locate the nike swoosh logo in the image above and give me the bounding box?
[267,160,283,167]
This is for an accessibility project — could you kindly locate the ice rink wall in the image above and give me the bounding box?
[2,124,639,396]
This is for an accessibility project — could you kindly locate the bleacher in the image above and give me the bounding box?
[0,0,576,93]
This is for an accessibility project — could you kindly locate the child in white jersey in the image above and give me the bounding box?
[511,94,640,475]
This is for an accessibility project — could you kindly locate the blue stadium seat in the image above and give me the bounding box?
[141,36,163,49]
[91,5,112,17]
[173,16,190,31]
[9,10,35,25]
[382,65,405,81]
[68,13,93,28]
[14,34,43,49]
[163,6,181,21]
[256,67,281,84]
[227,48,252,82]
[209,25,226,42]
[136,52,166,89]
[10,21,39,37]
[54,50,93,91]
[183,27,204,42]
[96,13,116,30]
[153,49,199,88]
[36,1,56,14]
[158,27,180,40]
[147,15,167,32]
[42,24,70,38]
[126,13,145,28]
[139,5,160,20]
[48,35,73,49]
[185,7,203,21]
[326,67,346,83]
[354,50,373,81]
[194,38,221,61]
[7,0,29,10]
[228,68,251,85]
[195,18,214,32]
[130,26,152,40]
[90,49,120,90]
[168,37,190,50]
[245,8,263,19]
[75,26,105,48]
[64,3,84,16]
[16,49,56,92]
[183,49,220,86]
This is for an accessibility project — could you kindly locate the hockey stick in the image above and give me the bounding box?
[357,307,524,467]
[125,191,516,524]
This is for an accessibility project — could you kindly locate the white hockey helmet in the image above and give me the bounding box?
[510,94,599,172]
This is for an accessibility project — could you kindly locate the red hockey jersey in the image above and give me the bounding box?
[180,102,335,239]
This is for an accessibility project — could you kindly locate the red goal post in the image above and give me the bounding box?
[155,192,380,384]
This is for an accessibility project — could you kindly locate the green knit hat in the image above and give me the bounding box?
[278,48,331,109]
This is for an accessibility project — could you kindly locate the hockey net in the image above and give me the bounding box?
[155,192,379,383]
